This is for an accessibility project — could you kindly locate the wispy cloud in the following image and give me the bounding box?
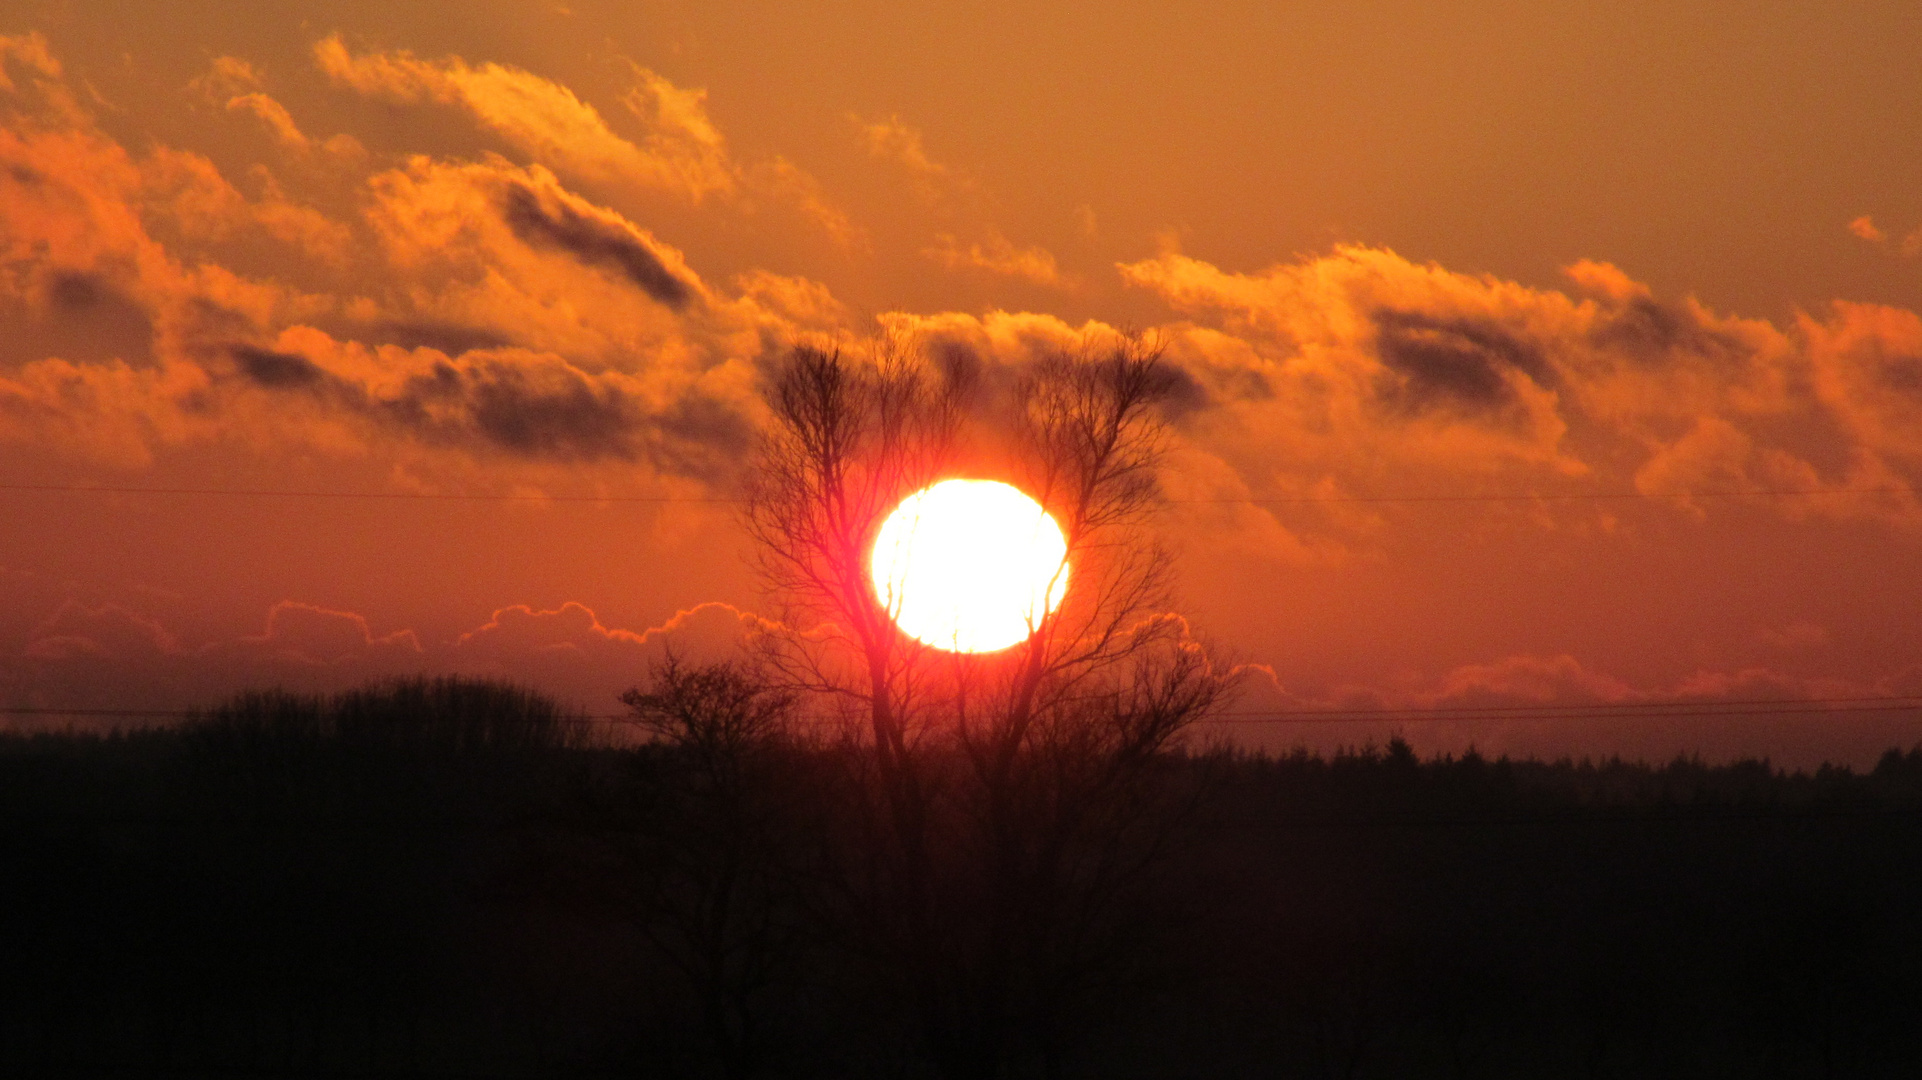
[923,231,1066,287]
[314,34,735,200]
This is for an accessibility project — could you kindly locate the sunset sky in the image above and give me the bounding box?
[3,0,1919,764]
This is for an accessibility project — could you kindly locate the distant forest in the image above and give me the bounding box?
[4,677,1920,1079]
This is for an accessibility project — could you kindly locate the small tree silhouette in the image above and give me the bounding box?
[743,334,1229,1079]
[620,658,808,1080]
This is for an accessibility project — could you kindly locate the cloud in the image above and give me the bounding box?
[857,114,971,205]
[2,591,770,722]
[859,114,947,178]
[359,156,718,352]
[229,93,367,160]
[0,69,774,481]
[314,34,735,201]
[498,180,692,308]
[924,231,1065,287]
[1847,214,1922,258]
[25,601,179,661]
[11,41,1914,530]
[0,356,220,467]
[731,270,851,335]
[614,60,733,197]
[0,32,93,128]
[1425,653,1640,708]
[0,81,347,325]
[9,590,1910,767]
[224,93,307,147]
[486,599,762,663]
[190,55,365,160]
[1119,244,1919,527]
[751,155,868,250]
[1370,307,1556,416]
[187,55,261,98]
[139,145,352,263]
[0,36,842,488]
[236,600,423,664]
[213,327,757,475]
[1230,651,1922,768]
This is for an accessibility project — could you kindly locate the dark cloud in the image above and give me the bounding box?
[184,298,266,345]
[1370,309,1551,414]
[499,183,692,310]
[1878,353,1922,396]
[344,354,643,461]
[1149,357,1212,420]
[652,389,755,481]
[464,362,637,459]
[361,320,514,356]
[46,272,103,310]
[13,271,155,366]
[1589,295,1742,366]
[222,338,750,474]
[232,345,326,389]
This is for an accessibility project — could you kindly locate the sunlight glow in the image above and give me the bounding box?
[870,479,1070,653]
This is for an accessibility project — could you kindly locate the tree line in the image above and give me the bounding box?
[2,676,1921,1078]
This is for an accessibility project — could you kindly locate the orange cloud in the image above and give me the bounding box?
[1802,302,1922,485]
[923,231,1066,287]
[238,600,423,664]
[187,55,261,98]
[1119,245,1919,529]
[211,328,759,478]
[359,155,716,344]
[191,55,365,160]
[1849,215,1886,243]
[140,146,352,262]
[856,114,974,206]
[314,35,735,201]
[0,69,786,480]
[25,601,179,661]
[752,155,868,250]
[859,114,947,178]
[0,31,62,92]
[2,589,772,722]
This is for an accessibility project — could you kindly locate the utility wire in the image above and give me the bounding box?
[0,482,1910,506]
[0,482,730,503]
[6,697,1919,726]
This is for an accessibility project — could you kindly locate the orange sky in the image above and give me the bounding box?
[2,2,1919,765]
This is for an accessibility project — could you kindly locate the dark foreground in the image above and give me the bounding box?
[3,679,1920,1079]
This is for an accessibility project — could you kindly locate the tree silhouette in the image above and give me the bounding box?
[619,657,810,1080]
[742,334,1229,1079]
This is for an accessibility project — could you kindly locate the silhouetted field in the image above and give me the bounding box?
[3,678,1920,1078]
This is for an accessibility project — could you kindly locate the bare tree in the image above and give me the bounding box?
[620,658,807,1080]
[744,333,1229,1079]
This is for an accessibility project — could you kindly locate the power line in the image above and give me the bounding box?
[6,697,1918,726]
[0,482,730,503]
[1206,695,1922,718]
[1213,487,1912,505]
[0,482,1909,506]
[1200,704,1922,725]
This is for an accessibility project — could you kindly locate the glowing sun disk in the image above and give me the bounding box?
[871,479,1069,653]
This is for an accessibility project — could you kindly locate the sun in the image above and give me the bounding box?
[870,479,1070,653]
